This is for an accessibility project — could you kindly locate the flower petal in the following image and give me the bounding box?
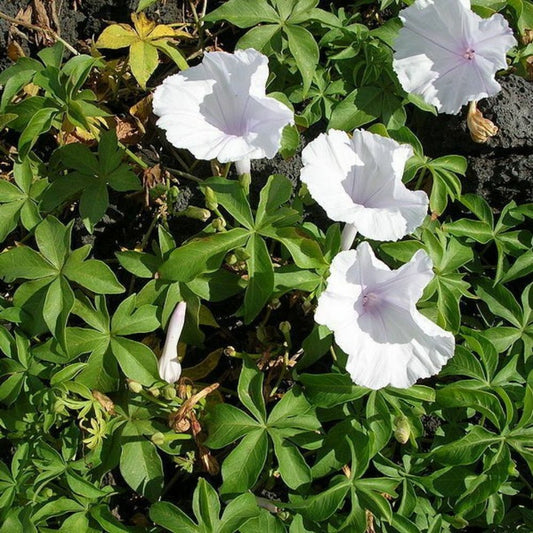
[393,0,517,114]
[153,49,293,163]
[301,130,428,241]
[315,243,455,389]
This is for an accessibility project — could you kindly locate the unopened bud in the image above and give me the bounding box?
[127,379,143,394]
[467,100,498,143]
[92,390,116,415]
[204,187,218,211]
[182,206,211,221]
[226,253,238,266]
[224,346,238,358]
[234,247,250,262]
[162,385,177,401]
[211,217,226,231]
[279,321,292,346]
[148,386,160,398]
[393,415,410,444]
[151,432,166,446]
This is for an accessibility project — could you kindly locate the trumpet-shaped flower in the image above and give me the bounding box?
[153,48,293,172]
[393,0,516,114]
[158,301,186,384]
[315,243,455,389]
[300,129,428,242]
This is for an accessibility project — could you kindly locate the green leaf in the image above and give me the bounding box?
[63,255,124,294]
[205,404,260,448]
[437,385,505,429]
[432,426,501,465]
[150,502,198,533]
[18,107,57,159]
[263,226,326,269]
[79,180,109,231]
[220,429,268,495]
[202,177,254,229]
[203,0,280,27]
[116,250,159,278]
[192,478,221,530]
[120,424,163,501]
[34,216,70,269]
[255,174,293,227]
[137,0,160,12]
[219,493,260,533]
[271,430,311,489]
[158,228,249,282]
[329,87,380,131]
[237,24,281,52]
[476,280,523,328]
[110,337,159,386]
[444,219,493,243]
[289,477,350,521]
[238,356,267,422]
[300,373,368,407]
[285,25,319,95]
[268,388,320,432]
[112,299,159,336]
[90,505,135,533]
[0,246,56,281]
[460,193,494,225]
[244,234,274,324]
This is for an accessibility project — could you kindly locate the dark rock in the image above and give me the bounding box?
[465,153,533,208]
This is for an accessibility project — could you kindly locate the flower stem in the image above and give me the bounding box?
[341,223,358,251]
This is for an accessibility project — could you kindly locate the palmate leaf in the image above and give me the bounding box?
[43,131,140,233]
[96,12,189,88]
[206,358,320,496]
[67,294,160,390]
[0,217,123,345]
[150,480,259,533]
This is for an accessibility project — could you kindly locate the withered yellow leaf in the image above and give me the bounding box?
[131,12,157,39]
[129,40,159,89]
[96,24,138,49]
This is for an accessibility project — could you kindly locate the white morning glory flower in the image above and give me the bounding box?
[300,129,428,246]
[153,48,294,175]
[158,301,186,384]
[315,242,455,389]
[393,0,517,114]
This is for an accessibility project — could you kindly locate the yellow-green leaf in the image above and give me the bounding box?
[132,12,157,39]
[96,24,138,49]
[152,40,188,70]
[129,41,159,89]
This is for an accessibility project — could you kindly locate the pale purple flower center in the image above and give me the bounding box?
[463,48,475,61]
[362,291,379,311]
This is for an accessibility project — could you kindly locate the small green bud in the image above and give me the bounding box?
[234,247,250,262]
[224,346,237,358]
[151,432,166,446]
[148,387,160,398]
[212,217,226,231]
[204,186,218,211]
[162,385,177,401]
[182,206,211,221]
[226,253,238,266]
[393,415,410,444]
[127,379,143,394]
[279,321,292,346]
